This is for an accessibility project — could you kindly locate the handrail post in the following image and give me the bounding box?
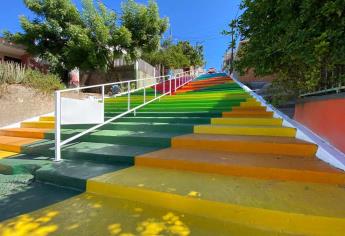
[143,82,146,103]
[169,76,172,95]
[127,81,131,111]
[154,79,157,98]
[174,75,177,92]
[54,91,61,162]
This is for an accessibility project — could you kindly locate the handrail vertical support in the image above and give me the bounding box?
[127,81,131,111]
[54,91,61,162]
[169,76,172,95]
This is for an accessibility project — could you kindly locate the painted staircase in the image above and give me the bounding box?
[1,74,345,235]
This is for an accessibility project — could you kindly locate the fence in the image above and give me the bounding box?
[54,70,197,161]
[300,65,345,97]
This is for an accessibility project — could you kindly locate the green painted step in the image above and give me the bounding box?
[105,112,222,118]
[64,122,194,133]
[35,159,130,190]
[104,99,247,108]
[114,116,212,124]
[21,139,161,165]
[44,129,184,148]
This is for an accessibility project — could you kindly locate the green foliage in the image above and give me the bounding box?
[144,40,204,69]
[4,0,168,77]
[0,62,26,84]
[121,0,168,58]
[24,69,64,93]
[235,0,345,102]
[0,61,63,94]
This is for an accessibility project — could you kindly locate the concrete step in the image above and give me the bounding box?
[115,116,212,124]
[0,128,50,139]
[0,150,17,159]
[39,116,55,121]
[194,125,296,137]
[172,134,317,158]
[106,111,223,118]
[21,121,55,129]
[0,192,284,236]
[136,148,345,184]
[211,117,283,126]
[223,110,274,118]
[87,166,345,235]
[0,136,41,152]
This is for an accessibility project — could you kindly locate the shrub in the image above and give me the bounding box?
[0,61,26,84]
[24,69,64,93]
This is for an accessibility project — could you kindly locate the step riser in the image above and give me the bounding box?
[105,113,221,118]
[194,126,296,138]
[172,138,317,157]
[135,158,344,184]
[43,134,173,148]
[211,118,283,126]
[104,100,248,107]
[223,113,274,118]
[115,118,212,124]
[0,144,21,153]
[21,123,55,129]
[62,124,194,133]
[86,180,345,235]
[0,130,45,139]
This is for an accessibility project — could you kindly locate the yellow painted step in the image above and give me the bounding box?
[172,134,317,158]
[39,116,55,121]
[0,128,50,139]
[0,193,292,236]
[223,110,274,118]
[21,121,55,129]
[0,150,17,159]
[211,117,283,126]
[240,101,261,107]
[136,148,345,184]
[194,125,296,137]
[0,136,40,152]
[87,167,345,235]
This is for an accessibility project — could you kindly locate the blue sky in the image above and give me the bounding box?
[0,0,242,70]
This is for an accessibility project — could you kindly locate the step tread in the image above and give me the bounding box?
[173,133,313,145]
[0,128,51,133]
[0,135,41,145]
[0,150,17,159]
[137,148,341,173]
[0,192,281,236]
[89,166,345,218]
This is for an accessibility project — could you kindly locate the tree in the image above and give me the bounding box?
[5,0,168,78]
[144,39,204,74]
[222,19,238,74]
[234,0,345,101]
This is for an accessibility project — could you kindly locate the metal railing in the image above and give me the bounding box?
[54,70,197,162]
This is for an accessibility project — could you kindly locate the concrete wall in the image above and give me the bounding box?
[294,93,345,153]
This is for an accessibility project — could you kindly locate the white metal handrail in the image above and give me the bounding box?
[54,70,197,161]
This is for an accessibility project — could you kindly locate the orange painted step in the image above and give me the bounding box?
[223,110,274,118]
[172,134,317,158]
[0,128,50,139]
[0,135,41,152]
[136,148,345,185]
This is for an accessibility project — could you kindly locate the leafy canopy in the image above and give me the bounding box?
[5,0,168,76]
[144,39,204,69]
[235,0,345,98]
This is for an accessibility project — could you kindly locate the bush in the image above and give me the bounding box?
[0,62,25,84]
[24,69,64,93]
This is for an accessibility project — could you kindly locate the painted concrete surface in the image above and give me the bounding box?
[1,74,345,235]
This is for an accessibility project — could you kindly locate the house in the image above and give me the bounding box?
[0,37,48,72]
